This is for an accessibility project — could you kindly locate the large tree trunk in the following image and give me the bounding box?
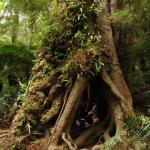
[0,0,134,149]
[98,0,133,115]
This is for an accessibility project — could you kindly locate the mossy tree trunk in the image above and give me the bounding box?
[11,0,134,149]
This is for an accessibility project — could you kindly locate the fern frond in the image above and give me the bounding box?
[103,132,123,150]
[124,115,150,139]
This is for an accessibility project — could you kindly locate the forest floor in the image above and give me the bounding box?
[0,104,149,150]
[0,84,149,149]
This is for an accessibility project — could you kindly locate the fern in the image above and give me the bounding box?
[102,115,150,149]
[124,115,150,139]
[102,132,123,150]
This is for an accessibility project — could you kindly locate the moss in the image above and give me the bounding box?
[12,0,106,136]
[41,96,62,124]
[22,101,39,113]
[40,0,102,69]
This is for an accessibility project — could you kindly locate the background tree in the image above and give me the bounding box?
[0,0,49,126]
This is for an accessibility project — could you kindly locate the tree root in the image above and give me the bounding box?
[102,68,131,116]
[62,132,77,150]
[74,81,127,150]
[0,134,7,138]
[0,130,8,134]
[91,145,103,150]
[75,115,110,148]
[48,76,87,148]
[55,89,70,127]
[83,101,126,150]
[41,95,62,124]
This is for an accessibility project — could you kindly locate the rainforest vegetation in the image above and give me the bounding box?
[0,0,150,150]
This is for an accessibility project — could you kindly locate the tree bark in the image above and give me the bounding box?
[97,0,133,115]
[48,76,87,149]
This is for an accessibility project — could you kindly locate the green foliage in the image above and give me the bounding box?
[103,132,123,150]
[0,42,34,120]
[16,81,27,104]
[0,43,34,63]
[10,144,17,150]
[89,0,104,15]
[22,101,37,113]
[28,1,105,91]
[124,115,150,139]
[25,122,32,134]
[100,115,150,150]
[10,0,46,13]
[0,76,18,120]
[19,81,27,93]
[109,6,134,25]
[0,0,49,47]
[17,111,26,123]
[95,61,104,74]
[41,0,103,71]
[0,0,44,123]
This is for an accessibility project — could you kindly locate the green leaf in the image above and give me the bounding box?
[25,123,32,134]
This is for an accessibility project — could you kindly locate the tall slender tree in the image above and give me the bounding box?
[11,8,19,43]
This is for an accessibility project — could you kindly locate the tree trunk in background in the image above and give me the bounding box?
[0,64,10,96]
[46,0,51,17]
[29,12,36,48]
[12,9,19,43]
[97,0,133,114]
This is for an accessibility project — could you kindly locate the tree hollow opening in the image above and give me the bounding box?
[71,75,109,138]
